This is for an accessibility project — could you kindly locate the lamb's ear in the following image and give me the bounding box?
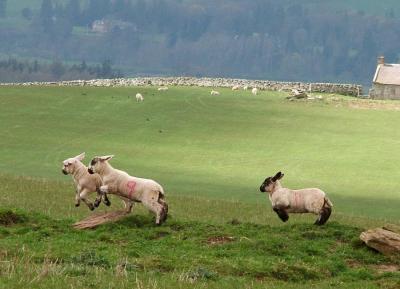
[272,171,284,181]
[75,152,85,161]
[100,155,114,162]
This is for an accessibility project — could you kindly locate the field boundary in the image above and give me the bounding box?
[0,76,363,96]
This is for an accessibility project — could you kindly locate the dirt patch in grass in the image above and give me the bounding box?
[0,210,26,226]
[206,236,235,245]
[347,260,399,273]
[372,264,399,273]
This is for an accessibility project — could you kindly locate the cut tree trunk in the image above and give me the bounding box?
[73,210,130,230]
[360,227,400,257]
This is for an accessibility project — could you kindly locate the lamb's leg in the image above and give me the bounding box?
[94,188,111,207]
[123,198,134,213]
[75,189,81,207]
[102,193,111,206]
[158,195,168,223]
[79,189,95,211]
[273,206,289,222]
[94,189,102,208]
[315,201,332,226]
[142,192,165,225]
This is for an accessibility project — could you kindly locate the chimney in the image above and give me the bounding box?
[377,56,385,65]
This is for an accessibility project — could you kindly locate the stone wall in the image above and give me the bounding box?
[0,77,363,96]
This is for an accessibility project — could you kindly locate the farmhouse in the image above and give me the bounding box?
[369,56,400,99]
[92,19,135,33]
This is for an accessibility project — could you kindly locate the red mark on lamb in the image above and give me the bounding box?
[126,181,136,198]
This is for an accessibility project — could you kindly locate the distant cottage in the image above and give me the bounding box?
[92,19,135,34]
[370,56,400,99]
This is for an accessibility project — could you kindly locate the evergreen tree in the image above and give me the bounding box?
[65,0,80,24]
[0,0,7,18]
[40,0,54,33]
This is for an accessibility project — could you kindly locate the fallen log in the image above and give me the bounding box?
[73,210,130,230]
[360,227,400,258]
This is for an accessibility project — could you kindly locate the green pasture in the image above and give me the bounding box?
[0,85,399,288]
[0,86,399,222]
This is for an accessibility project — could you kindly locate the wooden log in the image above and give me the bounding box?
[73,210,130,230]
[360,227,400,257]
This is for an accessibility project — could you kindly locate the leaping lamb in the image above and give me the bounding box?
[259,171,333,225]
[88,155,168,225]
[62,152,111,210]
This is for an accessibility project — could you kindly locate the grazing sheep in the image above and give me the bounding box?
[135,93,144,102]
[88,155,168,225]
[158,87,169,91]
[243,85,249,90]
[259,172,333,225]
[210,90,220,95]
[62,153,110,210]
[232,85,240,91]
[252,87,258,95]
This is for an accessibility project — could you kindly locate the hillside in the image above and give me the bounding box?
[2,0,400,84]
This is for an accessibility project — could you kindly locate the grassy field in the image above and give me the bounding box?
[0,85,399,288]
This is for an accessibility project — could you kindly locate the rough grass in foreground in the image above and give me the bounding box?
[0,208,398,289]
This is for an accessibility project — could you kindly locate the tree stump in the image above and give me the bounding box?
[73,210,130,230]
[360,226,400,257]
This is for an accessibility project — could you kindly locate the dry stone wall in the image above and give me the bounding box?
[0,77,363,96]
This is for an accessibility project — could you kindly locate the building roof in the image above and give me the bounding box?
[373,63,400,85]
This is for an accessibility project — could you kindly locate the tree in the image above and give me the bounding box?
[0,0,7,18]
[100,59,112,78]
[65,0,80,24]
[40,0,54,33]
[21,7,33,20]
[50,60,65,79]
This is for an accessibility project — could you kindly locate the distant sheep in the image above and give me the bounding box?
[232,85,240,91]
[158,87,169,91]
[62,153,110,210]
[88,155,168,225]
[210,90,220,95]
[243,86,248,90]
[252,87,258,95]
[259,172,333,225]
[135,93,144,102]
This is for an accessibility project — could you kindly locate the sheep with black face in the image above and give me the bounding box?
[259,172,333,225]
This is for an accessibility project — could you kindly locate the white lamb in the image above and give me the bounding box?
[135,93,144,102]
[88,155,168,225]
[243,86,249,90]
[158,87,169,91]
[210,90,220,95]
[62,153,110,210]
[259,171,333,225]
[252,87,258,95]
[232,85,240,91]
